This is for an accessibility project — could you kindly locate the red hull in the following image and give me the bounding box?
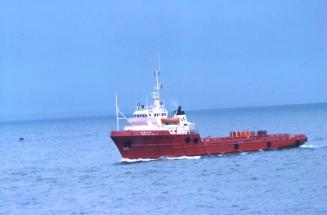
[110,130,307,159]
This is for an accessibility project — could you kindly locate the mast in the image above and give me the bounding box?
[146,96,148,109]
[157,45,161,71]
[115,93,119,130]
[114,94,134,130]
[152,50,162,109]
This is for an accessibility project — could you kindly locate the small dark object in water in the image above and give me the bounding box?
[19,137,24,142]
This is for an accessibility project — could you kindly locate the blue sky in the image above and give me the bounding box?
[1,0,326,121]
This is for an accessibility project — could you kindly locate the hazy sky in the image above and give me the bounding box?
[1,0,326,121]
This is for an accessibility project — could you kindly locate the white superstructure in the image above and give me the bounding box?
[116,69,195,134]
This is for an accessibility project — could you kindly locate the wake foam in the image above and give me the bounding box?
[166,156,201,160]
[300,144,319,148]
[120,155,201,163]
[120,158,157,163]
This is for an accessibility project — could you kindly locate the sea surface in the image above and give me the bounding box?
[1,103,327,215]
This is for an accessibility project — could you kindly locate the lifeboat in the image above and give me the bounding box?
[161,117,180,125]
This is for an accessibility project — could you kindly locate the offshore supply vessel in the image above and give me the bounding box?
[110,70,307,160]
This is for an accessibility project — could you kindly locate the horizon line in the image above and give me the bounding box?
[1,101,326,124]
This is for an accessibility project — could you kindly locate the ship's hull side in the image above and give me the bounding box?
[110,131,307,159]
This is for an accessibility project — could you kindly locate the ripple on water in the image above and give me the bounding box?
[1,105,327,214]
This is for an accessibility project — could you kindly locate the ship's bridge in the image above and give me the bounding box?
[125,104,194,135]
[117,65,195,134]
[133,103,168,118]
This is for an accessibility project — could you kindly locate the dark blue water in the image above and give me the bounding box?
[1,103,327,214]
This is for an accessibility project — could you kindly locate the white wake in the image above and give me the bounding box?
[300,144,319,148]
[120,155,201,163]
[166,156,201,160]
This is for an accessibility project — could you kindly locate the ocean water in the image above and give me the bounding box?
[1,103,327,215]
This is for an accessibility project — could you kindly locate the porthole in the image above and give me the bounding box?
[185,137,191,144]
[124,140,132,149]
[266,142,272,148]
[193,138,199,144]
[234,144,239,150]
